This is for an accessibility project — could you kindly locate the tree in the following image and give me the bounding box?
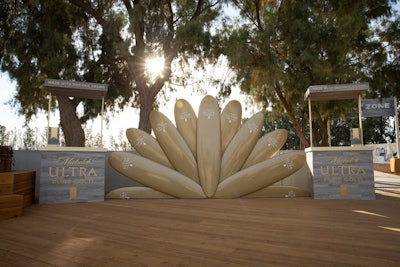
[109,128,131,151]
[0,0,223,146]
[0,125,9,145]
[220,0,399,148]
[263,111,303,150]
[362,117,395,144]
[22,126,36,150]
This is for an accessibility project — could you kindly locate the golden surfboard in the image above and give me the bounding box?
[106,186,174,199]
[126,128,173,169]
[174,99,197,158]
[197,95,221,197]
[220,112,264,181]
[214,151,306,198]
[220,100,242,153]
[150,110,199,183]
[109,152,205,198]
[241,129,288,169]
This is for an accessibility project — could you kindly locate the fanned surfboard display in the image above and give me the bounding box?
[107,95,309,199]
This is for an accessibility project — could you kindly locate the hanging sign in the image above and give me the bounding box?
[361,97,395,118]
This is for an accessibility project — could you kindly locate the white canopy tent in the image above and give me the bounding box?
[304,83,369,147]
[44,79,108,147]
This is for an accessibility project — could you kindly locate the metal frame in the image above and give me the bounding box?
[304,83,369,147]
[45,79,108,147]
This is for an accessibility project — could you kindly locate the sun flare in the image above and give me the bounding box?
[146,57,165,78]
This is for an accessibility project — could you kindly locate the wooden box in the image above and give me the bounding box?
[0,171,36,207]
[0,145,13,173]
[390,158,400,173]
[0,194,23,220]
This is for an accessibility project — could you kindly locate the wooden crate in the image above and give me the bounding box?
[0,171,35,207]
[0,145,13,173]
[390,158,400,173]
[0,194,23,220]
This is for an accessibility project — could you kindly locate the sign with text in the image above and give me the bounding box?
[361,97,395,118]
[39,151,105,204]
[306,148,375,200]
[45,78,108,99]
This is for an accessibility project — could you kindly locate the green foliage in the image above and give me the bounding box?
[263,111,303,150]
[221,0,399,147]
[108,128,131,151]
[362,117,396,144]
[329,116,395,146]
[0,0,81,120]
[22,127,36,150]
[0,0,224,141]
[84,127,102,148]
[0,125,9,145]
[329,120,351,147]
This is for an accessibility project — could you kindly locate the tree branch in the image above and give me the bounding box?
[192,0,204,19]
[191,0,221,20]
[255,0,264,31]
[275,82,310,148]
[67,0,106,26]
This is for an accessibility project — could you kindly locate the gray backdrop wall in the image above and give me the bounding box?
[12,150,311,198]
[13,150,139,195]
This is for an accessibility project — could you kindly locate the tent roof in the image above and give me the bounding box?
[45,79,108,99]
[304,83,369,101]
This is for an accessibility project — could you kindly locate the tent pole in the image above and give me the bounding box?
[100,96,105,148]
[48,93,51,144]
[308,98,313,147]
[327,119,331,147]
[394,97,399,158]
[358,95,363,145]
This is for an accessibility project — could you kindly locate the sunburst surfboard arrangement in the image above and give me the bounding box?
[107,95,309,199]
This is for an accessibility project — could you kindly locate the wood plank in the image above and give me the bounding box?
[0,194,399,266]
[0,183,13,194]
[21,193,35,208]
[0,180,35,195]
[0,171,35,207]
[0,194,23,220]
[0,194,23,208]
[0,171,35,184]
[0,206,23,220]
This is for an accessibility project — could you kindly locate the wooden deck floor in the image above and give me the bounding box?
[1,192,399,267]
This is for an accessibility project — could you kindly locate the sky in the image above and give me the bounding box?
[0,73,25,128]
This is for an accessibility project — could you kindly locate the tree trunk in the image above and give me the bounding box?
[312,121,321,146]
[315,111,330,146]
[57,96,85,147]
[274,85,310,148]
[300,109,308,149]
[138,91,156,134]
